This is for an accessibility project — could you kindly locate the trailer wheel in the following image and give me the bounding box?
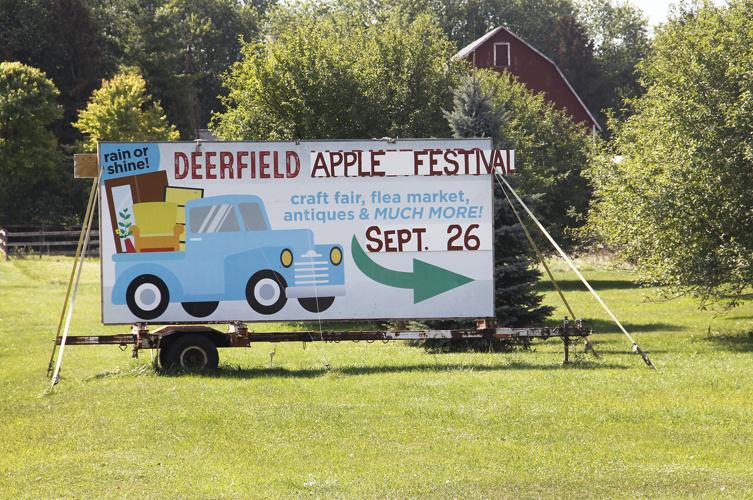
[181,301,219,318]
[298,296,335,313]
[161,334,219,371]
[246,270,287,315]
[126,274,169,320]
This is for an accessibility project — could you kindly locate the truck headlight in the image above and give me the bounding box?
[330,247,342,266]
[280,248,293,267]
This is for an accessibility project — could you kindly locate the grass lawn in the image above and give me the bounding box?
[1,255,753,497]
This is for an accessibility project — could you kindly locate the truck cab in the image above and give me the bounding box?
[112,195,345,320]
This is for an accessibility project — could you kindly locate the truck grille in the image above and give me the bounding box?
[293,251,330,285]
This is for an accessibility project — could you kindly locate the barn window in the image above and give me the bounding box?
[494,42,510,67]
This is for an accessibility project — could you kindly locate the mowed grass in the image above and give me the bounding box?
[1,256,753,497]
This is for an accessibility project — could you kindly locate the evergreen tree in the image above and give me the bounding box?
[417,75,552,351]
[477,70,593,245]
[446,75,551,327]
[551,15,603,120]
[490,178,553,326]
[442,74,503,138]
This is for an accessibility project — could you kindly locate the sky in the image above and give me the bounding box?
[627,0,679,27]
[627,0,725,27]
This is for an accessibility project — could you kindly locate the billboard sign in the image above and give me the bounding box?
[99,139,512,324]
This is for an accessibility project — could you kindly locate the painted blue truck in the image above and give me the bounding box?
[112,194,345,320]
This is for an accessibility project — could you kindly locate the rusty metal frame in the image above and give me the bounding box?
[58,318,592,365]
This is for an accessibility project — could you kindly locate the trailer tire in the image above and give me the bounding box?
[126,274,169,320]
[161,334,219,371]
[158,344,170,369]
[246,270,287,315]
[298,296,335,313]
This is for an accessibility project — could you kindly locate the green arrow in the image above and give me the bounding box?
[350,235,474,303]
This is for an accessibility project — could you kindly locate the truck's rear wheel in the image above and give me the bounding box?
[246,270,287,315]
[181,301,219,318]
[126,274,169,320]
[161,334,219,371]
[298,296,335,313]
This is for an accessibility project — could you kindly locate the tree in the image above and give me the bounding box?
[447,75,552,327]
[379,0,578,52]
[475,69,594,243]
[443,73,503,138]
[111,0,270,138]
[0,62,67,224]
[1,0,115,145]
[551,15,602,116]
[575,0,650,120]
[74,69,179,151]
[212,10,460,140]
[324,0,630,124]
[586,0,753,306]
[416,74,551,350]
[213,13,371,140]
[0,1,135,225]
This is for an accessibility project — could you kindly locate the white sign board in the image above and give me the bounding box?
[98,139,512,324]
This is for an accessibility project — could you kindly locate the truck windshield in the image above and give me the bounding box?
[239,202,268,231]
[190,204,240,233]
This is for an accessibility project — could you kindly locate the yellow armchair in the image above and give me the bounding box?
[131,202,182,252]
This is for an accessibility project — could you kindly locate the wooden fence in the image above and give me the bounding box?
[0,226,99,258]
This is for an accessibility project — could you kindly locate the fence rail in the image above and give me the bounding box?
[0,227,99,258]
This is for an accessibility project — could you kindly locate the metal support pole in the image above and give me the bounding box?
[495,172,656,369]
[497,179,598,358]
[50,179,99,385]
[47,177,99,377]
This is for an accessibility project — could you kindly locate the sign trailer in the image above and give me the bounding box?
[97,139,498,323]
[48,138,606,380]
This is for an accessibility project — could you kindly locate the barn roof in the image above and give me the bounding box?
[453,26,602,132]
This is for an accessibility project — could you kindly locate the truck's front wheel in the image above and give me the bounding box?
[246,270,287,315]
[126,274,169,320]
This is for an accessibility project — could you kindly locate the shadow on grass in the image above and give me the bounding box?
[157,360,629,379]
[725,314,753,321]
[536,279,641,292]
[718,293,753,302]
[580,319,684,334]
[702,331,753,352]
[586,347,670,358]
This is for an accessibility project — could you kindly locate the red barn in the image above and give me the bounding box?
[454,26,602,133]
